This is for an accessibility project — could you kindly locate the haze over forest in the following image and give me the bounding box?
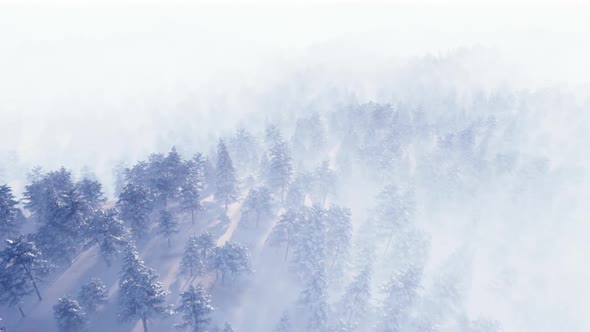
[1,2,589,332]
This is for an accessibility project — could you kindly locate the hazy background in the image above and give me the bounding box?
[2,1,590,195]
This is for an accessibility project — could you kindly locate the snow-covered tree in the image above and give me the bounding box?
[76,177,107,212]
[292,205,327,281]
[117,183,153,239]
[86,209,129,266]
[325,205,352,276]
[53,296,88,332]
[191,153,207,193]
[0,184,25,238]
[267,209,301,261]
[264,123,282,148]
[155,146,185,209]
[180,232,215,277]
[378,265,423,332]
[78,278,108,313]
[215,139,238,210]
[0,261,32,317]
[118,244,171,332]
[180,158,203,225]
[335,267,372,330]
[312,161,337,207]
[372,185,415,251]
[229,127,260,173]
[297,267,330,332]
[0,236,51,301]
[266,135,293,203]
[174,284,213,332]
[210,241,251,284]
[23,167,92,264]
[158,210,179,248]
[240,186,273,228]
[112,161,128,197]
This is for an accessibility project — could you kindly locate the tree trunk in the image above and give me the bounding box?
[191,208,195,225]
[168,237,171,248]
[19,305,25,318]
[256,213,260,229]
[142,316,148,332]
[25,267,42,301]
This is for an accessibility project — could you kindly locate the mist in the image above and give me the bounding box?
[0,1,589,332]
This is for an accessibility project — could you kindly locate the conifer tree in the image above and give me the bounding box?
[53,296,87,332]
[0,236,51,301]
[215,139,238,210]
[180,232,215,277]
[267,209,301,261]
[267,136,293,203]
[240,186,273,228]
[158,210,179,248]
[174,284,213,332]
[0,184,25,238]
[118,244,171,332]
[86,208,129,266]
[117,183,153,239]
[78,278,108,313]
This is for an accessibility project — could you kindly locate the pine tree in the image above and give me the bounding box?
[117,183,153,239]
[336,267,372,330]
[312,161,337,207]
[378,265,423,332]
[229,127,260,173]
[118,244,171,332]
[0,236,51,301]
[180,232,215,277]
[158,210,179,248]
[297,267,329,332]
[78,278,108,313]
[240,186,273,228]
[53,296,88,332]
[267,135,293,203]
[215,139,238,210]
[76,178,107,212]
[86,208,129,266]
[24,167,92,264]
[112,161,128,197]
[325,205,352,276]
[373,185,415,251]
[267,209,300,261]
[180,159,202,225]
[0,262,32,317]
[292,205,327,281]
[0,184,25,238]
[155,147,185,209]
[174,284,213,332]
[210,241,251,284]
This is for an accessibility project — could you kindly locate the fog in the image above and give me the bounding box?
[1,1,589,331]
